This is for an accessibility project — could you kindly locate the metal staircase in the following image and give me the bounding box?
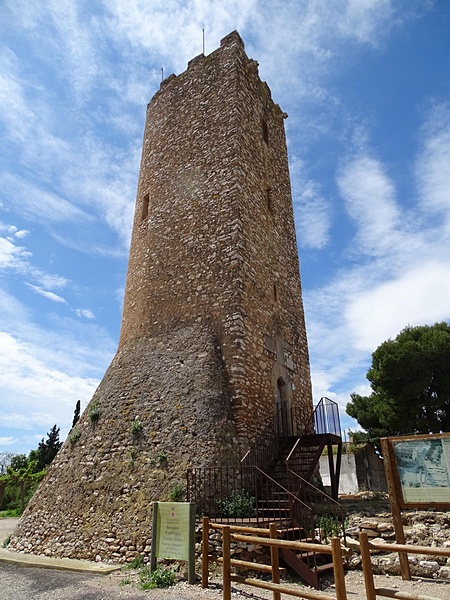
[186,397,346,588]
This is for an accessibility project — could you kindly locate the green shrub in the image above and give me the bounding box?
[314,514,345,542]
[2,535,11,548]
[122,555,145,570]
[157,451,167,465]
[169,483,185,502]
[130,420,143,436]
[69,429,81,446]
[217,490,256,518]
[88,402,102,422]
[139,566,177,590]
[0,508,21,518]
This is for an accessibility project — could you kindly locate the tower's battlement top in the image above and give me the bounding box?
[159,30,249,94]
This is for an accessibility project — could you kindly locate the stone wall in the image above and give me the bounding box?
[9,324,240,561]
[354,444,387,493]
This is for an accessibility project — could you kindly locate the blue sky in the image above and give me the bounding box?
[1,0,449,455]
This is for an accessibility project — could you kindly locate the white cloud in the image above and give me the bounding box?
[0,235,31,270]
[0,436,14,446]
[416,101,450,228]
[2,174,89,224]
[0,228,73,297]
[13,229,30,239]
[25,283,68,304]
[75,308,95,319]
[0,50,36,143]
[36,273,68,290]
[337,154,401,255]
[291,157,331,249]
[0,289,115,380]
[345,260,450,351]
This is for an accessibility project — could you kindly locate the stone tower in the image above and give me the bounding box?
[121,30,313,444]
[9,31,313,562]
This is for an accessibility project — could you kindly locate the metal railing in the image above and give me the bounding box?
[287,468,346,544]
[186,465,315,534]
[240,409,282,469]
[314,397,341,437]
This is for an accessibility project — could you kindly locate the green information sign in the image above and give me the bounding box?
[150,501,196,583]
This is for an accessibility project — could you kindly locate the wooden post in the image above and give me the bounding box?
[358,531,376,600]
[330,537,347,600]
[269,523,281,600]
[150,502,158,572]
[381,438,411,580]
[201,516,210,588]
[222,525,231,600]
[188,502,196,584]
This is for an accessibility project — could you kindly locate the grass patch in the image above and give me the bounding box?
[122,555,145,570]
[139,565,177,590]
[0,508,21,518]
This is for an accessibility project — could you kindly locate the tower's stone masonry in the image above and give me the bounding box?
[121,30,313,446]
[9,31,313,562]
[10,324,239,560]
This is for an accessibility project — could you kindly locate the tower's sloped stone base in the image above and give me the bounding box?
[9,323,240,562]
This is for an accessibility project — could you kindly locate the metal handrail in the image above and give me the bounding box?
[287,468,346,543]
[241,407,283,468]
[254,466,315,535]
[186,464,315,535]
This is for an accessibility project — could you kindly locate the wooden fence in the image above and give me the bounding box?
[200,518,450,600]
[201,517,350,600]
[358,531,450,600]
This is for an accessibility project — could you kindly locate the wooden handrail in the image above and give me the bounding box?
[359,531,449,600]
[367,540,450,557]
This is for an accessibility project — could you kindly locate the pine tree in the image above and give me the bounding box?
[72,400,81,428]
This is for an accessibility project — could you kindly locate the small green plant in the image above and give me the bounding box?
[120,575,132,586]
[130,419,143,436]
[122,555,145,570]
[139,566,177,590]
[2,535,11,548]
[169,483,185,502]
[88,402,102,422]
[217,490,256,518]
[314,514,344,542]
[128,448,137,469]
[69,428,81,446]
[157,451,167,465]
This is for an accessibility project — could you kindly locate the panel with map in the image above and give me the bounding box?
[393,437,450,503]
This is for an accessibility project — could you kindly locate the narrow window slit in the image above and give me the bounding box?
[141,193,150,221]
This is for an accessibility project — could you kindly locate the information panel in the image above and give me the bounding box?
[150,501,196,584]
[154,502,192,560]
[393,436,450,503]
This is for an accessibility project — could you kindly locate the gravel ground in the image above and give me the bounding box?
[1,518,449,599]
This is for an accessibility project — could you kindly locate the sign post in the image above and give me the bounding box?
[150,501,196,584]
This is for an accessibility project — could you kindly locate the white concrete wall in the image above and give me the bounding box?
[320,453,358,495]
